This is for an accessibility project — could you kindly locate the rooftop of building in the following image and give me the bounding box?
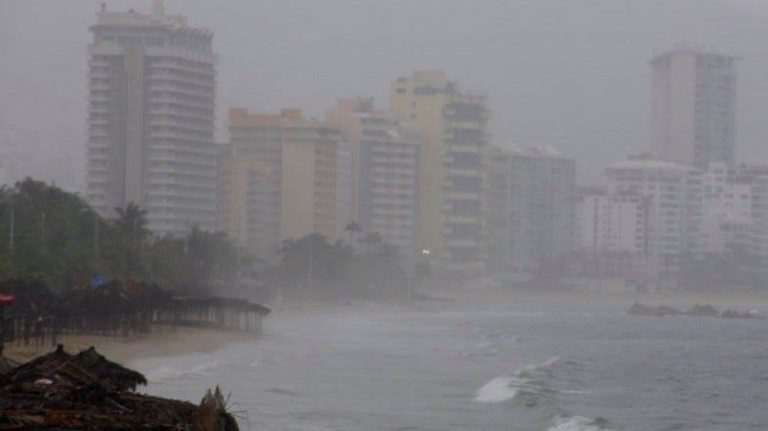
[508,144,569,159]
[229,107,338,130]
[649,44,740,64]
[92,0,212,36]
[606,154,693,172]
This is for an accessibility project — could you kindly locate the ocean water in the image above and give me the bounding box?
[130,296,768,431]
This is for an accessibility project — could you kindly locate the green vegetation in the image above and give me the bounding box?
[0,179,239,293]
[266,232,411,302]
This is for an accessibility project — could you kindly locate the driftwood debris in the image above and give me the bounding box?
[0,345,239,430]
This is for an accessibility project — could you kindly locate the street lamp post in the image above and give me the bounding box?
[408,248,431,303]
[307,236,313,303]
[8,206,14,272]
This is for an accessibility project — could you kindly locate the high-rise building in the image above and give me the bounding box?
[605,156,697,280]
[699,163,752,254]
[509,146,576,269]
[723,164,768,263]
[484,146,513,272]
[390,71,489,274]
[85,2,217,236]
[484,146,576,271]
[334,138,354,241]
[220,108,339,257]
[330,98,421,253]
[575,186,648,278]
[650,48,738,169]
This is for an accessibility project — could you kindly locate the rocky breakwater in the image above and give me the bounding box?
[628,303,763,320]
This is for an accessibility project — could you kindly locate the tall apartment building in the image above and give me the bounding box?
[509,146,575,269]
[605,156,697,280]
[698,163,752,254]
[575,187,648,278]
[484,147,513,272]
[650,48,738,169]
[484,146,575,271]
[220,108,339,257]
[690,163,768,270]
[334,138,354,241]
[329,98,421,253]
[390,71,489,274]
[577,189,645,254]
[85,2,217,236]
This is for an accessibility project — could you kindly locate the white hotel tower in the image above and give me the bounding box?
[85,1,217,236]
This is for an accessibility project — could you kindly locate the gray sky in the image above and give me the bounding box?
[2,0,768,191]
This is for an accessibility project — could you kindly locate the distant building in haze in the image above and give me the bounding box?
[219,108,339,257]
[604,156,697,281]
[510,146,575,269]
[650,48,738,169]
[575,186,648,278]
[390,71,489,274]
[485,145,575,271]
[85,1,218,236]
[330,98,421,253]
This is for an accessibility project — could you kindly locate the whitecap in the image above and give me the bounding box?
[145,366,184,382]
[144,360,223,382]
[474,375,523,403]
[522,356,561,374]
[549,416,611,431]
[474,356,563,404]
[561,389,593,395]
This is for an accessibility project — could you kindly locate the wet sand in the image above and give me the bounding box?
[3,326,256,364]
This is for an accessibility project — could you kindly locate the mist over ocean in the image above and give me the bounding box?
[132,295,768,431]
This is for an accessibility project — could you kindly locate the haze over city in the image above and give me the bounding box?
[5,0,768,190]
[5,2,768,430]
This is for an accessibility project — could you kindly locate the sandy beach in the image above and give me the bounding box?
[3,326,258,365]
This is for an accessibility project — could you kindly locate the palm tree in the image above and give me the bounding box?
[114,202,149,242]
[344,221,362,246]
[111,202,150,281]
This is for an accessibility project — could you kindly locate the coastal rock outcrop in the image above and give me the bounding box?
[628,303,764,320]
[685,304,719,317]
[628,302,680,317]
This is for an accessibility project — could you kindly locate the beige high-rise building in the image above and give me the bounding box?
[330,98,421,253]
[220,108,339,257]
[390,71,489,274]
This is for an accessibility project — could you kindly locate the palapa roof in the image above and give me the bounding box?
[0,346,238,430]
[176,295,272,315]
[3,345,146,392]
[74,347,148,391]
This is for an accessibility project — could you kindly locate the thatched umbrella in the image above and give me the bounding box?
[73,347,147,391]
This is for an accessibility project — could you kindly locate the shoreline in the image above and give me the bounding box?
[5,287,765,365]
[3,326,257,365]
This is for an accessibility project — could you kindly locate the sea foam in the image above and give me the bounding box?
[474,375,523,403]
[549,415,611,431]
[474,356,562,404]
[145,360,223,382]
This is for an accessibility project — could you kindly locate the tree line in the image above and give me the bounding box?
[0,179,426,301]
[0,179,238,293]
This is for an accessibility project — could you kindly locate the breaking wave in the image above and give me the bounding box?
[473,356,561,404]
[474,375,524,403]
[548,415,614,431]
[145,360,223,382]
